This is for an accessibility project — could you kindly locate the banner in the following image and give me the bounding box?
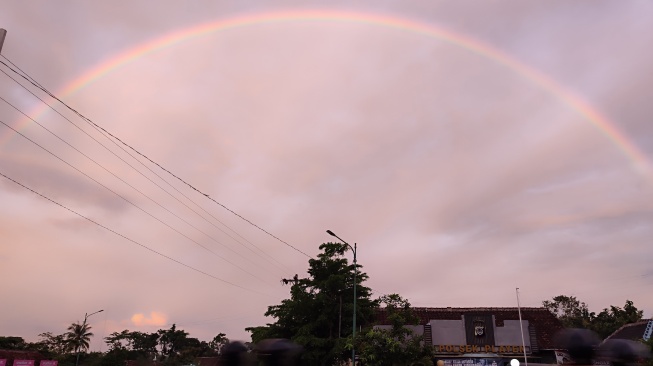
[0,359,6,366]
[40,361,59,366]
[555,351,572,365]
[438,358,504,366]
[14,361,35,366]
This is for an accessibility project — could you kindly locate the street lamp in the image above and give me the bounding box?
[75,309,103,366]
[327,230,357,366]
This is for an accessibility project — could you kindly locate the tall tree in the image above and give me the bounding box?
[247,242,377,366]
[542,295,595,328]
[66,321,94,354]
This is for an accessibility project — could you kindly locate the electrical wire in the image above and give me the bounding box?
[0,117,274,286]
[0,170,275,298]
[0,55,312,259]
[0,65,294,274]
[0,93,287,279]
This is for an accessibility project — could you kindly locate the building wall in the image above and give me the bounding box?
[430,319,466,345]
[495,320,530,348]
[373,325,424,337]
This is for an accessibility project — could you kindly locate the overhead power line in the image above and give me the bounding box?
[0,93,287,279]
[0,63,296,273]
[0,55,312,259]
[0,170,274,298]
[0,117,273,286]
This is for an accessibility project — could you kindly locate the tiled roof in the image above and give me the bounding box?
[603,319,651,342]
[0,349,45,361]
[374,307,564,349]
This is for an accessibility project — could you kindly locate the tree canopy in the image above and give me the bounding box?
[247,242,377,365]
[543,295,644,338]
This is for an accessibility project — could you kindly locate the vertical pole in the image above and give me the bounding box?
[352,243,357,366]
[0,29,7,54]
[516,288,528,366]
[339,294,342,338]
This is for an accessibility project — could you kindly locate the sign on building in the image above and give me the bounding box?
[40,361,59,366]
[438,358,504,366]
[13,361,35,366]
[0,359,6,366]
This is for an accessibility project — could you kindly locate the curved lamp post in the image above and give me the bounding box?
[75,309,103,366]
[327,230,357,365]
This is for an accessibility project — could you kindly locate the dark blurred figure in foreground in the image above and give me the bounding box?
[254,339,303,366]
[554,328,651,366]
[598,339,651,366]
[218,339,303,366]
[219,341,255,366]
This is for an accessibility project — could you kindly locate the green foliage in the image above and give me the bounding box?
[208,332,229,354]
[37,331,73,354]
[156,324,215,365]
[5,324,228,366]
[356,294,434,366]
[591,300,644,339]
[543,295,644,339]
[104,329,160,364]
[542,295,594,328]
[0,336,29,350]
[246,242,378,366]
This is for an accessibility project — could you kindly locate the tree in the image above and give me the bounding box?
[246,242,378,366]
[543,295,644,340]
[66,321,94,354]
[0,336,29,350]
[356,294,434,366]
[209,333,229,354]
[104,329,160,364]
[157,324,190,363]
[590,300,643,339]
[36,332,72,354]
[542,295,595,328]
[156,324,213,365]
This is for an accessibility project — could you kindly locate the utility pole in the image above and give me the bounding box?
[281,274,300,286]
[327,230,358,366]
[75,309,103,366]
[516,288,528,366]
[0,29,7,54]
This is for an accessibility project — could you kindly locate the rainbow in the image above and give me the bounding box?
[3,9,651,177]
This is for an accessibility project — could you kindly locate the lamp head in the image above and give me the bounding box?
[326,230,335,237]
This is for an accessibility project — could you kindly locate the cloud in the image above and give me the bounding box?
[131,312,168,327]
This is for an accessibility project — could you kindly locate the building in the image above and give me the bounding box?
[601,319,652,343]
[374,307,565,366]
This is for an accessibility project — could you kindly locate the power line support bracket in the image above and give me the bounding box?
[0,29,7,54]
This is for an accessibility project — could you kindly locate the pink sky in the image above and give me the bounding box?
[1,1,652,349]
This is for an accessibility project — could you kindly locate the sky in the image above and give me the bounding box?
[1,1,652,349]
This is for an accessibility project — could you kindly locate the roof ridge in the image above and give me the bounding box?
[406,307,549,310]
